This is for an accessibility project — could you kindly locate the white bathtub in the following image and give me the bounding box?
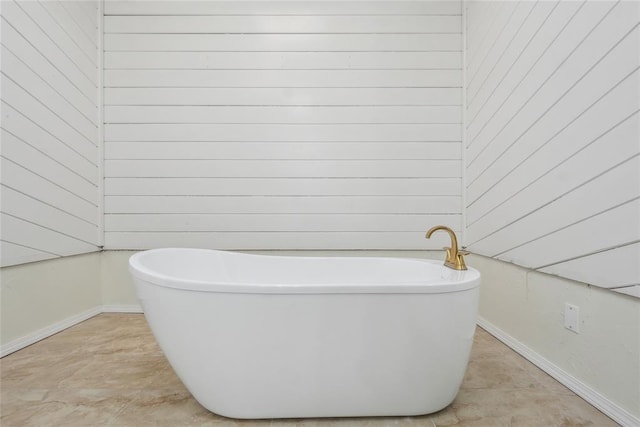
[129,248,480,419]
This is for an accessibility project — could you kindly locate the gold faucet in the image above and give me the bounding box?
[425,225,469,270]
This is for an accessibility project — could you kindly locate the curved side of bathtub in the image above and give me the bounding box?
[130,251,480,419]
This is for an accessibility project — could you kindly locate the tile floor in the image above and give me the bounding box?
[1,314,617,426]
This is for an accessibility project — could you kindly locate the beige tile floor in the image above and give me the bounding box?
[1,314,617,427]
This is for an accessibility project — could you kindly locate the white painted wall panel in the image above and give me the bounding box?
[466,1,565,116]
[2,187,99,245]
[104,69,461,88]
[105,33,462,52]
[105,195,461,214]
[1,1,97,101]
[471,155,640,257]
[105,160,461,179]
[104,51,463,70]
[105,141,460,160]
[62,2,98,46]
[0,241,57,267]
[104,214,461,233]
[105,106,462,124]
[501,199,640,269]
[0,0,101,267]
[1,214,98,258]
[2,103,97,182]
[1,160,99,224]
[104,87,461,106]
[104,1,463,250]
[539,242,640,290]
[2,77,96,161]
[1,21,98,118]
[104,178,461,197]
[2,47,97,141]
[2,131,98,205]
[466,75,639,230]
[468,7,639,190]
[466,1,583,133]
[104,15,462,34]
[15,1,97,84]
[104,1,462,16]
[105,124,461,142]
[465,1,640,295]
[465,1,540,105]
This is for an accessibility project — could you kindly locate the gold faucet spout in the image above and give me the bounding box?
[426,225,468,270]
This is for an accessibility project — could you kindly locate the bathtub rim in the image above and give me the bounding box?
[129,248,480,295]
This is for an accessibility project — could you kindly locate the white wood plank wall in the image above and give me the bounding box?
[0,0,101,266]
[103,1,464,250]
[464,1,640,296]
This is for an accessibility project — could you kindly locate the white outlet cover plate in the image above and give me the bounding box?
[564,303,580,333]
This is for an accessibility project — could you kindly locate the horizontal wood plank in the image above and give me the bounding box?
[104,33,462,52]
[104,177,461,197]
[105,159,462,178]
[104,87,462,106]
[104,106,461,124]
[104,69,462,88]
[104,1,462,16]
[103,2,464,251]
[105,213,461,232]
[104,15,462,34]
[105,124,462,142]
[105,196,461,214]
[104,51,463,70]
[105,141,461,160]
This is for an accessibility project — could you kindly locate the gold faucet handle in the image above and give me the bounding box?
[426,226,468,270]
[443,247,468,258]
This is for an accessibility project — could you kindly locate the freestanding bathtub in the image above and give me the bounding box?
[129,248,480,419]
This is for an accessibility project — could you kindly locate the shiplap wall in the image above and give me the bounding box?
[0,0,101,267]
[464,1,640,296]
[103,1,463,250]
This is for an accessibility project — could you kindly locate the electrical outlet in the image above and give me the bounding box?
[564,303,580,333]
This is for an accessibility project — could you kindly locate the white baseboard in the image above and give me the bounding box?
[1,304,143,357]
[0,306,102,358]
[478,316,639,427]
